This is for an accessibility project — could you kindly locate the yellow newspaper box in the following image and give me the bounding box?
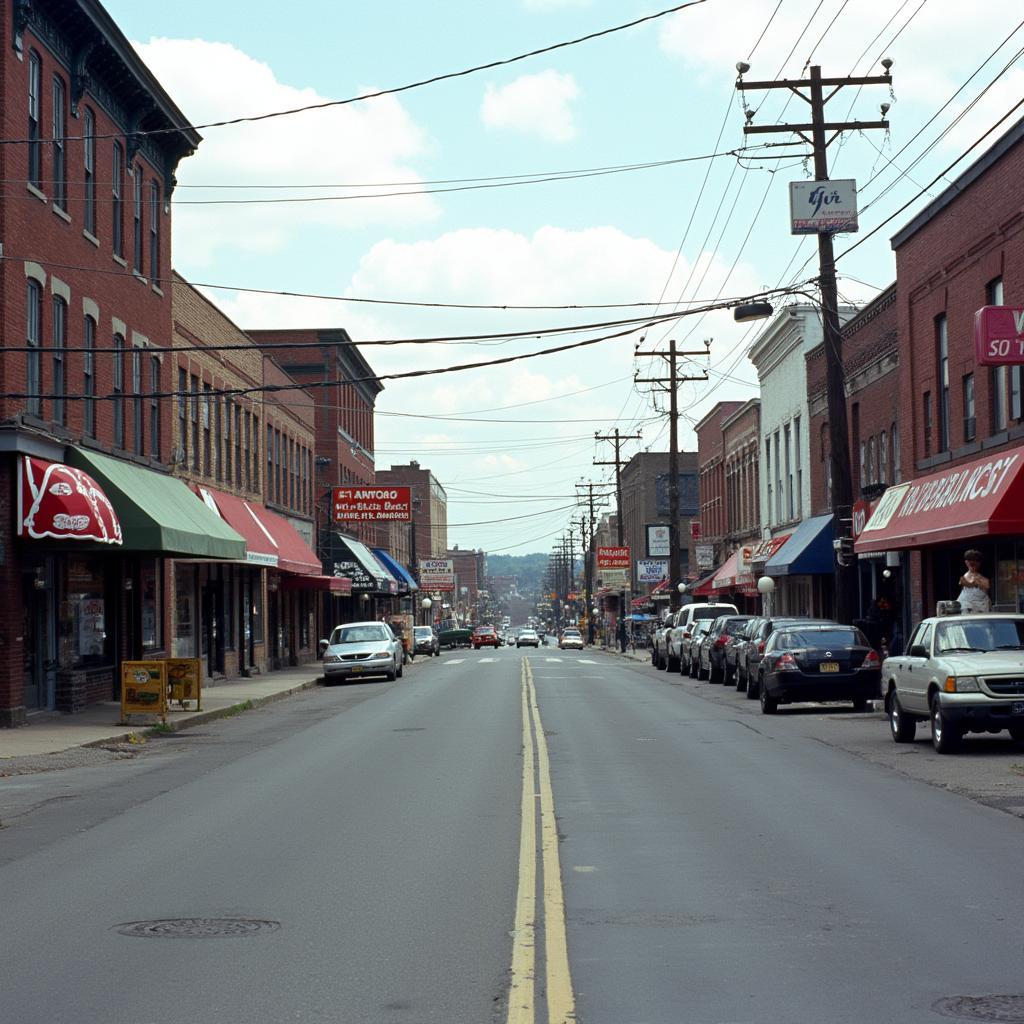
[121,660,167,723]
[167,658,202,710]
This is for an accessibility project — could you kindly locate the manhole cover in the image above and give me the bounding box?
[933,995,1024,1022]
[114,918,281,939]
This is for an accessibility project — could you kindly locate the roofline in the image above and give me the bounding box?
[891,113,1024,250]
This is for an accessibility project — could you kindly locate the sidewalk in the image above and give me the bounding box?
[0,663,331,759]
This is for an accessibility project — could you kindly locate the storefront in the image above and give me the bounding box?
[856,445,1024,628]
[326,533,397,623]
[763,513,836,618]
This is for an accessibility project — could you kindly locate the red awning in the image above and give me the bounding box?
[193,486,279,567]
[279,574,352,594]
[856,446,1024,553]
[711,550,741,591]
[750,533,791,562]
[250,506,321,575]
[19,456,122,544]
[691,571,718,597]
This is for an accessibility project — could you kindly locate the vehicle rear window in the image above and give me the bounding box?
[693,606,730,619]
[776,628,866,648]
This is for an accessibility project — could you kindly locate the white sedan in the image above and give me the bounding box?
[882,613,1024,753]
[320,621,404,682]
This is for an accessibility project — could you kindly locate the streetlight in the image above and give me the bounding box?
[733,301,774,323]
[420,596,432,626]
[757,575,775,616]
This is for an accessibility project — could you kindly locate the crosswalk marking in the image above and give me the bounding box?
[578,659,598,664]
[545,657,563,663]
[478,657,498,663]
[445,659,465,665]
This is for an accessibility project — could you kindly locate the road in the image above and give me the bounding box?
[2,645,1023,1024]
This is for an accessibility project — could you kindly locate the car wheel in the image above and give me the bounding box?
[688,656,698,679]
[397,659,404,679]
[734,668,745,691]
[697,660,708,681]
[930,695,961,754]
[745,671,758,699]
[709,664,722,684]
[1008,723,1024,743]
[889,692,917,743]
[385,662,397,682]
[759,676,778,714]
[667,655,679,673]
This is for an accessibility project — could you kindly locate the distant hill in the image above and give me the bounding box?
[485,552,549,597]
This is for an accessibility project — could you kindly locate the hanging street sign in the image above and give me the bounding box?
[789,179,858,235]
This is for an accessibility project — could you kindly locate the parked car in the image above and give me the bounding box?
[700,615,756,684]
[667,602,738,673]
[726,619,757,690]
[517,629,541,648]
[559,629,584,650]
[412,625,440,657]
[685,619,715,678]
[320,621,404,683]
[737,617,832,699]
[883,613,1024,754]
[471,625,500,649]
[757,623,880,714]
[439,627,473,649]
[652,616,674,670]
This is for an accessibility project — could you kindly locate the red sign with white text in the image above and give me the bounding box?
[333,486,412,522]
[19,456,122,544]
[596,546,630,569]
[974,305,1024,365]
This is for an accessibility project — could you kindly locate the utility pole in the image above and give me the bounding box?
[576,482,611,645]
[736,61,891,623]
[636,338,711,613]
[595,428,642,652]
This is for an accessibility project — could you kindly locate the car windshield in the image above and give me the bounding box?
[330,625,390,645]
[414,627,432,637]
[775,628,865,648]
[563,630,581,636]
[935,618,1024,654]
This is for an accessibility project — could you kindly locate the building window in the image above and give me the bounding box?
[51,297,67,425]
[190,374,200,470]
[963,373,976,442]
[859,440,866,485]
[765,438,773,526]
[112,334,125,449]
[867,436,877,485]
[140,560,163,650]
[132,347,144,455]
[112,143,124,258]
[83,109,96,235]
[132,166,144,275]
[149,181,160,283]
[793,416,802,519]
[150,356,161,459]
[202,383,212,476]
[936,314,949,452]
[892,422,901,483]
[28,52,42,188]
[879,430,888,484]
[83,316,96,437]
[244,410,252,490]
[923,391,932,459]
[267,424,274,501]
[178,367,188,463]
[252,416,260,491]
[225,399,233,485]
[773,431,782,524]
[235,404,243,488]
[26,281,43,417]
[51,76,67,211]
[784,423,793,520]
[214,395,223,482]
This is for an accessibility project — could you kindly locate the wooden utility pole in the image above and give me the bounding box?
[576,482,611,645]
[595,428,642,651]
[636,338,710,612]
[737,62,891,623]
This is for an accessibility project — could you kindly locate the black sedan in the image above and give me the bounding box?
[758,624,882,714]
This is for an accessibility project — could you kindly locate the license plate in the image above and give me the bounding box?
[1013,702,1024,715]
[350,666,363,673]
[820,662,840,673]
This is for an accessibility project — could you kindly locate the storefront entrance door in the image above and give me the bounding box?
[202,577,225,678]
[21,566,55,711]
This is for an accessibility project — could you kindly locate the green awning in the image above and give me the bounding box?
[66,448,246,559]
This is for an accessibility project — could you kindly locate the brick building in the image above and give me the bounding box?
[0,2,249,726]
[375,460,448,568]
[855,115,1024,630]
[693,401,741,582]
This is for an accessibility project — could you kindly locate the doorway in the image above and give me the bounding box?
[21,561,55,712]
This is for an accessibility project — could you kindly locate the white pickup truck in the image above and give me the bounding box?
[666,602,738,674]
[882,613,1024,753]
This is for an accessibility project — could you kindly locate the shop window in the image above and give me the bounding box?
[174,565,196,658]
[63,557,111,667]
[140,559,162,650]
[250,573,264,644]
[991,365,1008,433]
[223,569,235,651]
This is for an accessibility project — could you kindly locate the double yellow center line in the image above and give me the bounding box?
[507,658,576,1024]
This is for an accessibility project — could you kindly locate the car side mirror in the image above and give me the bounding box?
[318,639,329,656]
[909,644,928,658]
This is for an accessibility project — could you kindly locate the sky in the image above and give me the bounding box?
[102,0,1024,555]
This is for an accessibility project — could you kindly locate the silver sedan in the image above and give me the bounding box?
[320,621,404,682]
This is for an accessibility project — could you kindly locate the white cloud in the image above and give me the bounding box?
[481,70,581,142]
[133,38,439,266]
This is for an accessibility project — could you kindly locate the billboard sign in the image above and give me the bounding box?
[695,544,715,570]
[333,487,412,522]
[598,568,629,589]
[789,179,858,234]
[636,559,668,583]
[974,306,1024,366]
[596,546,630,569]
[419,558,455,592]
[646,524,671,558]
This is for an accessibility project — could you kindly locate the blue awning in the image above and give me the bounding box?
[372,548,419,592]
[764,513,835,576]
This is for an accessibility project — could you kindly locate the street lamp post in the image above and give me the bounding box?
[420,596,432,626]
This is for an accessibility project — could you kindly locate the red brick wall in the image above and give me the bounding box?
[695,401,741,555]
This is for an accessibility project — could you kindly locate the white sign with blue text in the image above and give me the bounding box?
[789,179,858,235]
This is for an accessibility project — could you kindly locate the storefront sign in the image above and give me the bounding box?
[120,661,167,722]
[751,534,791,562]
[636,559,668,583]
[333,487,412,522]
[789,179,858,234]
[690,520,701,541]
[696,544,715,570]
[974,306,1024,366]
[332,559,375,590]
[598,568,629,588]
[419,558,455,592]
[852,498,878,540]
[167,658,202,709]
[597,546,630,569]
[647,524,671,557]
[19,456,122,544]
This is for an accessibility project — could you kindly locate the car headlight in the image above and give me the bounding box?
[374,649,393,658]
[324,654,342,663]
[944,675,980,692]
